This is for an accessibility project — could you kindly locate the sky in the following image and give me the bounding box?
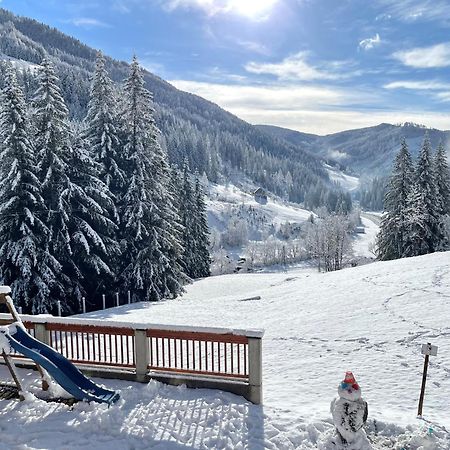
[4,0,450,134]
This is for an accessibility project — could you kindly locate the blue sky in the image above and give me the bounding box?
[4,0,450,134]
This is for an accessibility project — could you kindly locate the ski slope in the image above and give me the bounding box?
[2,252,449,448]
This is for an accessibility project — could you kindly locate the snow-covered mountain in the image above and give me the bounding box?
[257,123,450,179]
[0,8,338,206]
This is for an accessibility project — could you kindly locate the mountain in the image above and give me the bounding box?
[0,8,343,207]
[257,122,450,179]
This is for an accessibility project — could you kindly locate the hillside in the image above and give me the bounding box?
[79,251,450,448]
[257,123,450,178]
[0,8,338,206]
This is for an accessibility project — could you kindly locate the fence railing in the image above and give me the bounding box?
[0,314,263,404]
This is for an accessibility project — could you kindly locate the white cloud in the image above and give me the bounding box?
[245,52,340,81]
[169,79,450,134]
[164,0,279,20]
[236,40,270,56]
[384,80,450,90]
[379,0,450,24]
[70,17,110,28]
[393,43,450,68]
[359,33,381,50]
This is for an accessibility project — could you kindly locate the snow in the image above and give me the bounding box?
[0,285,11,294]
[352,216,379,259]
[208,183,313,228]
[325,165,360,192]
[2,252,450,448]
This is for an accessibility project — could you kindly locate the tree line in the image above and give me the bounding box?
[377,136,450,260]
[0,54,210,314]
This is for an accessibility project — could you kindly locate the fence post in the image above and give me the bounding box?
[134,329,149,382]
[34,323,50,346]
[248,337,263,404]
[102,294,106,310]
[116,292,119,307]
[128,290,131,305]
[57,301,61,317]
[82,297,86,314]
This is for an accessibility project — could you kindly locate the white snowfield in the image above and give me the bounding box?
[1,252,450,449]
[325,164,360,192]
[208,183,313,228]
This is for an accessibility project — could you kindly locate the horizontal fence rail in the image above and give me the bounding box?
[0,314,264,403]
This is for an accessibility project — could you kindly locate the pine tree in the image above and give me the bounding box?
[377,138,414,260]
[0,65,60,313]
[403,185,430,257]
[415,133,442,253]
[434,141,450,216]
[33,57,74,309]
[178,161,196,278]
[119,57,185,301]
[84,52,125,199]
[64,131,120,307]
[192,176,211,278]
[33,58,118,311]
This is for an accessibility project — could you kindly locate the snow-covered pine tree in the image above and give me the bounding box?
[415,133,443,253]
[192,176,211,278]
[434,141,450,216]
[84,52,125,201]
[403,184,430,257]
[32,57,74,309]
[0,65,61,313]
[119,57,185,301]
[178,161,196,278]
[64,130,120,307]
[33,58,118,312]
[377,138,414,260]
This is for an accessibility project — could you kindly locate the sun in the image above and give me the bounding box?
[227,0,278,19]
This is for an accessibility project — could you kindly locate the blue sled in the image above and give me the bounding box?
[5,326,120,405]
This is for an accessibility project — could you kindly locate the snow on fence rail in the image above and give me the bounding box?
[0,314,264,403]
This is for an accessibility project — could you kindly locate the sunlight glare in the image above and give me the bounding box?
[227,0,278,19]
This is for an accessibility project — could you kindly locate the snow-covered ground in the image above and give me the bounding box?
[208,183,313,231]
[325,164,360,192]
[2,252,449,448]
[352,216,379,259]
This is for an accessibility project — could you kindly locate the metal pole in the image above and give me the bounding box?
[102,294,106,310]
[57,300,61,317]
[128,290,131,304]
[116,292,119,307]
[418,345,430,417]
[82,297,86,314]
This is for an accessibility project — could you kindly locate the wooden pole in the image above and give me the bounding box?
[418,349,430,417]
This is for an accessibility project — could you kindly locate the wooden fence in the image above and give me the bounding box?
[0,315,263,404]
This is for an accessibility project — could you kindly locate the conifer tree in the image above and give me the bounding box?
[415,133,442,253]
[178,161,196,278]
[434,141,450,216]
[33,58,117,311]
[192,176,211,278]
[84,52,125,200]
[33,57,74,305]
[377,138,414,260]
[0,66,60,313]
[403,185,430,257]
[119,57,185,301]
[64,131,119,306]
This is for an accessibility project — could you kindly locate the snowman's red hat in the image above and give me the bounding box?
[344,372,356,384]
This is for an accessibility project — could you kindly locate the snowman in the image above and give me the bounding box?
[330,372,370,449]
